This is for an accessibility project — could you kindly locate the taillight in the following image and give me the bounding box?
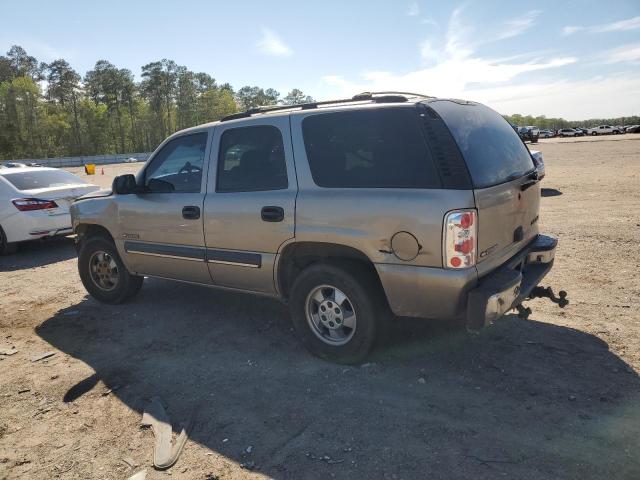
[444,209,477,269]
[12,198,58,211]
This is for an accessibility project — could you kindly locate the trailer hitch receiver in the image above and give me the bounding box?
[516,286,569,320]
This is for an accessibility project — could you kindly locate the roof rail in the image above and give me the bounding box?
[220,91,430,122]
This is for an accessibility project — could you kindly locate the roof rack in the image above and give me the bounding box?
[220,91,430,122]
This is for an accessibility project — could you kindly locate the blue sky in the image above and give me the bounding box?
[1,0,639,119]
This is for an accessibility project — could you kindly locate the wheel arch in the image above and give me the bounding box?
[75,223,115,245]
[276,241,384,301]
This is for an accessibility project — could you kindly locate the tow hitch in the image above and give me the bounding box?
[516,286,569,320]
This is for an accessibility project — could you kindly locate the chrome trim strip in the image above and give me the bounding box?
[126,250,204,262]
[207,259,260,268]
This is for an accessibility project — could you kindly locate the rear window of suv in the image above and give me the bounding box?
[302,108,441,189]
[428,101,534,189]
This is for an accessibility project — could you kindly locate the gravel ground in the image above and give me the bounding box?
[1,135,639,480]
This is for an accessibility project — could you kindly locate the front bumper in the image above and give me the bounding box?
[466,234,557,330]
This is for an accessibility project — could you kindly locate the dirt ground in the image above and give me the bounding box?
[1,135,639,480]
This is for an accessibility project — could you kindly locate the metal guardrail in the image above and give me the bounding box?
[2,152,151,168]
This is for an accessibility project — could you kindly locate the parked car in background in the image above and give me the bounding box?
[2,162,28,168]
[625,125,640,133]
[587,125,623,135]
[518,126,539,143]
[530,150,545,180]
[570,127,584,136]
[0,167,99,255]
[72,92,559,363]
[539,129,554,138]
[557,128,579,137]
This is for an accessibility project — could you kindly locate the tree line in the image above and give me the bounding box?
[0,45,314,160]
[504,113,640,131]
[2,45,638,161]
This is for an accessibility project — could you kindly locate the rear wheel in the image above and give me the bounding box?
[592,131,597,136]
[0,226,18,256]
[78,236,143,303]
[289,263,382,364]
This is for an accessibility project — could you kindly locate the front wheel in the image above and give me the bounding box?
[592,131,597,136]
[289,263,383,364]
[78,236,143,304]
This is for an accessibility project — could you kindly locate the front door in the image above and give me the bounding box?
[116,130,211,284]
[204,116,297,294]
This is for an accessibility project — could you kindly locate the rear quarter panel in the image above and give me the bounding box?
[289,111,475,268]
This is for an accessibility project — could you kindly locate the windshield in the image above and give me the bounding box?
[428,101,534,189]
[1,170,87,191]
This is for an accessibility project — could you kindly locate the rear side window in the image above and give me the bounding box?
[429,101,534,189]
[1,170,87,190]
[302,108,440,189]
[217,126,288,192]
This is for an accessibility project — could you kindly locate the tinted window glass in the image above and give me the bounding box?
[217,126,288,192]
[2,170,87,190]
[429,101,534,189]
[302,108,440,188]
[145,132,207,193]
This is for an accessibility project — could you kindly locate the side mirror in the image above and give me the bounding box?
[112,174,138,195]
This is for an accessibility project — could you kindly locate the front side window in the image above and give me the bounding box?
[217,125,288,192]
[302,108,440,189]
[144,132,208,193]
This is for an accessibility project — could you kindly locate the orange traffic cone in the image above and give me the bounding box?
[101,168,104,175]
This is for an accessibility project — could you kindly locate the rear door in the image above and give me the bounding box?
[203,116,297,294]
[428,100,539,276]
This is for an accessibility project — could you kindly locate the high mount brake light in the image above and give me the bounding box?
[12,198,58,211]
[444,210,477,269]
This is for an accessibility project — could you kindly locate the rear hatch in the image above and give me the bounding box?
[428,100,540,275]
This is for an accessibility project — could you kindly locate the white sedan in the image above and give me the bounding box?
[0,167,99,254]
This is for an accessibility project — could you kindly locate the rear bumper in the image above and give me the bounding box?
[2,210,72,243]
[376,234,556,322]
[466,234,557,330]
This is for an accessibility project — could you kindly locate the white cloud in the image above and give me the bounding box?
[467,75,640,119]
[256,28,292,57]
[498,10,541,40]
[561,25,583,36]
[407,2,419,17]
[421,17,439,28]
[598,43,640,65]
[420,40,439,62]
[314,9,640,118]
[592,15,640,33]
[562,15,640,36]
[322,56,576,100]
[318,8,598,117]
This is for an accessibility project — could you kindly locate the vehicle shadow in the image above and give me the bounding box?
[0,236,76,272]
[541,188,563,197]
[36,279,640,479]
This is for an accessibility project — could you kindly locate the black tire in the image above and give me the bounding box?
[289,262,383,364]
[532,135,539,143]
[592,131,597,136]
[78,236,143,304]
[0,226,18,256]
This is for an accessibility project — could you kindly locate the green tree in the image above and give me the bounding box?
[235,86,280,110]
[46,59,82,153]
[281,88,314,105]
